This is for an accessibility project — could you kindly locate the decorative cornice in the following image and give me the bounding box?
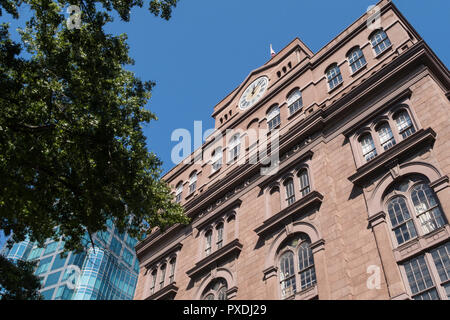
[193,199,242,232]
[143,243,183,270]
[348,128,436,186]
[136,223,186,255]
[145,282,179,300]
[254,191,324,237]
[186,239,243,279]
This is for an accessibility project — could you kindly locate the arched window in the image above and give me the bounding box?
[150,269,157,295]
[411,183,446,234]
[287,89,303,115]
[205,230,212,256]
[359,133,377,162]
[387,197,417,245]
[229,134,241,162]
[201,278,228,300]
[267,105,281,131]
[159,264,166,289]
[393,110,416,139]
[189,172,197,194]
[298,169,310,197]
[385,176,446,246]
[211,148,223,173]
[280,252,296,298]
[370,30,391,55]
[377,123,396,151]
[216,223,224,249]
[326,64,343,90]
[284,178,295,205]
[347,47,367,73]
[298,242,316,291]
[278,234,317,299]
[175,182,183,203]
[385,177,450,300]
[169,258,176,284]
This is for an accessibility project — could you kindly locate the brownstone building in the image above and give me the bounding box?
[134,0,450,300]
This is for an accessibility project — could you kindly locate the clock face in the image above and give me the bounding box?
[239,76,269,110]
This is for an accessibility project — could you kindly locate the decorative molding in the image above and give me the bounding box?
[429,175,449,193]
[186,239,243,279]
[368,211,387,229]
[262,266,278,280]
[348,128,436,186]
[193,199,242,232]
[145,282,179,300]
[310,239,326,254]
[254,191,324,237]
[143,243,183,270]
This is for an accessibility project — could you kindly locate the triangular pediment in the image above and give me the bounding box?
[212,38,313,124]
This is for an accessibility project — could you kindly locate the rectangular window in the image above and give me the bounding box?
[45,271,62,287]
[403,255,438,300]
[431,242,450,283]
[289,99,303,116]
[43,241,58,256]
[268,114,281,131]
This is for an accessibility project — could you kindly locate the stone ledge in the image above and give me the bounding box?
[186,239,243,279]
[254,191,324,237]
[348,128,436,186]
[146,282,179,300]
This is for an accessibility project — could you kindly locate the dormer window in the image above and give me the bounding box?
[267,105,281,131]
[189,172,197,194]
[326,64,343,90]
[370,30,391,56]
[287,89,303,115]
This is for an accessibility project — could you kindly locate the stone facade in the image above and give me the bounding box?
[134,0,450,300]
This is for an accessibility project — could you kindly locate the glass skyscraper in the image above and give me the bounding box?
[1,220,140,300]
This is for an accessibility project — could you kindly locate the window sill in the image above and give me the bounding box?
[393,225,450,263]
[284,284,318,300]
[254,191,324,237]
[348,128,436,186]
[186,239,243,279]
[287,108,303,121]
[208,167,222,179]
[145,282,179,300]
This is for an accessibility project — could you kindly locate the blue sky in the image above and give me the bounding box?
[104,0,450,174]
[3,1,450,174]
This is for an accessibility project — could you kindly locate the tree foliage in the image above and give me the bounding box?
[0,255,42,300]
[0,0,188,252]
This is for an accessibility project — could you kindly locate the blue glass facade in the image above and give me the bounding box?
[1,223,140,300]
